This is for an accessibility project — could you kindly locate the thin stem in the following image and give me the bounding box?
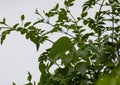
[89,45,103,57]
[99,0,105,12]
[36,8,75,38]
[61,30,74,38]
[21,21,23,28]
[45,21,75,38]
[97,0,105,51]
[96,3,109,6]
[0,27,10,29]
[35,9,45,20]
[55,62,61,68]
[112,13,114,43]
[66,6,77,24]
[4,24,12,28]
[68,11,77,23]
[46,38,54,44]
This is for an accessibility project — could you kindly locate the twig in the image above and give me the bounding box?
[45,21,75,38]
[112,14,114,43]
[55,62,61,68]
[0,27,10,29]
[35,9,46,20]
[46,38,54,44]
[61,30,74,38]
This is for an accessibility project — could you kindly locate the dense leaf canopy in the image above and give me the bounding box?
[0,0,120,85]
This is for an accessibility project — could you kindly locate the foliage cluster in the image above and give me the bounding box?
[0,0,120,85]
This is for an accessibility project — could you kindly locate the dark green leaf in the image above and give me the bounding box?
[33,19,44,25]
[3,18,6,24]
[20,29,27,34]
[12,82,16,85]
[13,23,19,29]
[64,0,75,7]
[0,18,6,24]
[82,6,88,12]
[27,72,32,82]
[81,12,88,18]
[17,27,22,31]
[39,62,46,73]
[1,35,6,44]
[51,3,59,11]
[83,19,88,25]
[26,33,30,39]
[24,22,31,27]
[21,15,25,21]
[36,43,40,51]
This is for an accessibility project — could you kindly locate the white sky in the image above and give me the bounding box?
[0,0,85,85]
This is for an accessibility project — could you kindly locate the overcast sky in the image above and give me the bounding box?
[0,0,85,85]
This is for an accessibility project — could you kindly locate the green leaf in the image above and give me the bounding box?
[82,6,88,12]
[89,40,102,57]
[55,3,59,9]
[51,3,59,11]
[81,12,88,18]
[39,62,46,73]
[33,19,44,25]
[26,33,30,39]
[77,47,90,60]
[0,30,11,44]
[1,35,6,44]
[17,27,22,31]
[24,22,31,27]
[58,8,68,22]
[27,72,32,82]
[21,14,25,21]
[20,29,27,34]
[64,0,75,7]
[83,19,88,25]
[3,18,6,24]
[13,23,19,29]
[0,18,6,24]
[12,82,16,85]
[49,36,72,60]
[76,62,87,75]
[36,43,40,51]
